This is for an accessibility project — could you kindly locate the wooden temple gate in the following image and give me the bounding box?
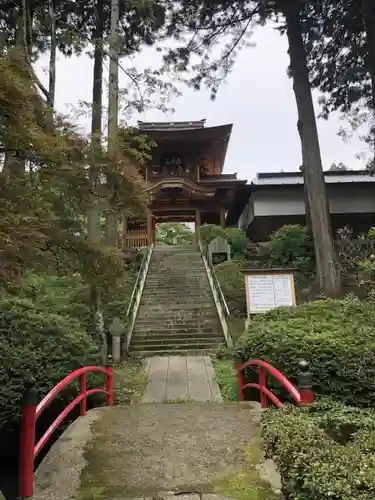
[122,120,246,249]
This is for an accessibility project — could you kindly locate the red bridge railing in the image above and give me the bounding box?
[19,365,114,499]
[236,359,314,408]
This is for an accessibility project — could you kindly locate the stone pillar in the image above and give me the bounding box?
[220,206,226,227]
[195,208,201,246]
[147,209,153,246]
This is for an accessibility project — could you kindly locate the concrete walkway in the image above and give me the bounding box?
[143,355,223,403]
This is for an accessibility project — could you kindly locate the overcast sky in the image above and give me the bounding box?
[35,23,370,182]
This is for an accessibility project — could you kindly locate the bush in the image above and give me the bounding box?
[215,259,247,317]
[0,294,100,428]
[262,401,375,499]
[266,224,313,271]
[236,298,375,407]
[199,224,227,246]
[21,271,91,331]
[199,224,248,256]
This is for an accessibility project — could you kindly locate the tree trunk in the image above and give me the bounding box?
[297,119,311,231]
[106,0,120,246]
[362,0,375,110]
[283,1,341,297]
[47,0,57,111]
[88,1,107,364]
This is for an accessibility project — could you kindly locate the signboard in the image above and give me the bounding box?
[244,271,296,315]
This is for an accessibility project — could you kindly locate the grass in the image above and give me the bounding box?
[113,359,148,404]
[214,436,280,500]
[213,358,238,401]
[228,315,246,343]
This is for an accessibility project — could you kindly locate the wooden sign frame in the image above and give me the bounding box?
[243,268,296,317]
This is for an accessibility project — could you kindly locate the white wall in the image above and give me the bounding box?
[240,184,375,228]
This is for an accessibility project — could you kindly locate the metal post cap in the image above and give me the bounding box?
[298,360,310,372]
[22,378,38,405]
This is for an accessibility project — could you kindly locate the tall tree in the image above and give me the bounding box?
[162,0,341,295]
[106,0,120,247]
[281,0,340,295]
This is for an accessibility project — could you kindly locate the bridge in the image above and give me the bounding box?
[18,356,314,500]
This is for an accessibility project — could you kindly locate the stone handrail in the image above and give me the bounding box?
[198,239,233,347]
[125,243,154,353]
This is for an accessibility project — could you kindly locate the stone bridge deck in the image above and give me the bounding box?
[33,357,281,500]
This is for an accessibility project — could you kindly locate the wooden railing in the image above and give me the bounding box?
[19,365,114,498]
[236,359,314,408]
[125,236,148,249]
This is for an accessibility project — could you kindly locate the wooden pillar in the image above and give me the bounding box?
[220,206,226,227]
[147,210,153,246]
[122,216,127,249]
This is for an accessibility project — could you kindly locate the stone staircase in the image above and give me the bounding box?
[129,244,224,356]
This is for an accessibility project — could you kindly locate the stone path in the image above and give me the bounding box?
[143,355,223,403]
[35,403,280,500]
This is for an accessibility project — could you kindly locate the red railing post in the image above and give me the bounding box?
[258,367,268,409]
[297,360,315,405]
[236,363,245,401]
[106,355,114,406]
[19,381,38,499]
[80,372,87,416]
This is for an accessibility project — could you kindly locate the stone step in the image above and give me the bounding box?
[135,314,218,322]
[136,303,217,312]
[136,313,217,321]
[131,331,223,341]
[143,283,209,289]
[145,276,207,282]
[139,297,214,304]
[130,348,216,357]
[131,337,224,351]
[130,341,221,352]
[134,324,219,332]
[134,318,219,326]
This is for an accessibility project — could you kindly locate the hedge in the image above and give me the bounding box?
[0,294,100,428]
[236,297,375,407]
[262,401,375,499]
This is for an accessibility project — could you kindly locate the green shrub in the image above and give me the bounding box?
[225,227,248,255]
[266,224,313,271]
[215,259,247,317]
[199,224,248,256]
[199,224,227,246]
[236,299,375,407]
[21,271,91,331]
[262,402,375,499]
[0,295,100,427]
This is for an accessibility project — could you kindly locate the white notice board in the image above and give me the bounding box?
[245,272,296,315]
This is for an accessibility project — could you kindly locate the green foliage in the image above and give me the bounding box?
[263,401,375,499]
[236,298,375,407]
[21,271,92,331]
[215,259,247,317]
[225,227,248,255]
[199,224,227,246]
[156,222,193,245]
[213,359,238,401]
[266,224,314,271]
[0,293,101,427]
[199,224,247,256]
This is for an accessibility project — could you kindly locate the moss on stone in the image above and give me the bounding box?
[214,438,279,500]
